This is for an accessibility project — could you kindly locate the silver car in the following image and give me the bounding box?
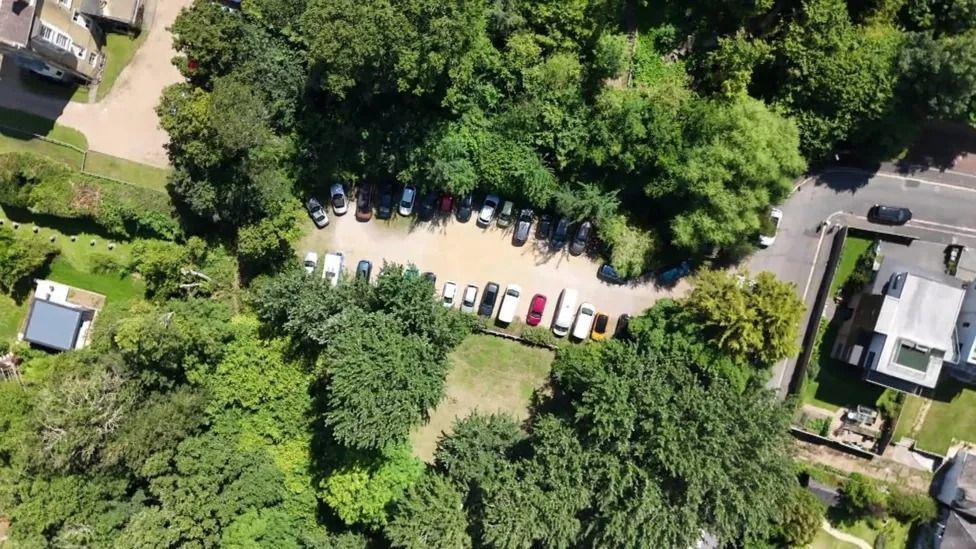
[460,284,479,313]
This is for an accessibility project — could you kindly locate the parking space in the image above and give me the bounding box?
[298,208,689,336]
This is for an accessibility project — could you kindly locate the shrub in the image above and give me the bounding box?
[840,241,878,300]
[600,214,658,278]
[888,489,937,524]
[0,226,59,295]
[519,325,558,348]
[842,473,887,518]
[88,251,125,276]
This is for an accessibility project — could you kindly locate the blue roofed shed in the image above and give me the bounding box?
[23,299,85,352]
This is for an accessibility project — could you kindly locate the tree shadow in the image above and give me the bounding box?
[891,123,976,174]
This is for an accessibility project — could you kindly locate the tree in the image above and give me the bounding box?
[842,473,888,518]
[773,488,825,547]
[887,489,938,524]
[434,412,526,493]
[386,472,472,548]
[899,31,976,125]
[0,226,59,295]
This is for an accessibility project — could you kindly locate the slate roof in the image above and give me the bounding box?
[23,298,84,352]
[0,0,35,47]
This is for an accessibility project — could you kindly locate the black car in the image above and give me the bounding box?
[512,209,534,246]
[614,314,631,339]
[569,221,592,256]
[597,263,626,284]
[868,204,912,225]
[376,185,394,219]
[418,191,439,221]
[456,193,474,223]
[356,260,372,280]
[479,282,500,317]
[550,217,571,249]
[536,214,553,240]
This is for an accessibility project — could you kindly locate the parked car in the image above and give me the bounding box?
[614,314,631,339]
[478,195,501,227]
[868,204,912,225]
[526,293,547,326]
[418,191,439,221]
[479,282,500,317]
[399,186,417,216]
[497,201,515,228]
[456,193,474,223]
[512,209,534,246]
[322,252,344,287]
[376,185,394,220]
[442,282,458,308]
[569,221,592,256]
[597,263,626,285]
[759,208,783,247]
[552,288,578,337]
[439,193,454,213]
[496,284,521,324]
[303,252,318,275]
[591,313,609,341]
[355,185,373,221]
[536,214,553,240]
[307,198,329,228]
[657,261,691,286]
[356,259,372,280]
[330,183,348,215]
[571,303,596,340]
[423,272,436,285]
[460,284,479,313]
[550,217,571,249]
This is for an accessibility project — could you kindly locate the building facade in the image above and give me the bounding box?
[0,0,105,83]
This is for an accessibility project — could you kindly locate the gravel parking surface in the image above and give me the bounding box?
[298,209,689,335]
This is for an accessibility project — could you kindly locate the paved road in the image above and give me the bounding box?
[749,167,976,397]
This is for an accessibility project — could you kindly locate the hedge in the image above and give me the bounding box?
[0,153,179,240]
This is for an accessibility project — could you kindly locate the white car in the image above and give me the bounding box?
[477,194,500,228]
[442,282,458,308]
[399,186,417,216]
[571,302,596,340]
[322,252,344,287]
[460,284,478,313]
[330,183,348,215]
[496,284,522,324]
[303,252,318,275]
[307,198,329,228]
[759,208,783,247]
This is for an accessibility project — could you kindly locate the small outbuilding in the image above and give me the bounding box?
[19,280,103,352]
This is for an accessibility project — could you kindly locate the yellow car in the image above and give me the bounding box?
[591,313,609,341]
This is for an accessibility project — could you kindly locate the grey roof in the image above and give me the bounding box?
[23,298,83,352]
[941,512,976,549]
[80,0,141,24]
[0,0,35,47]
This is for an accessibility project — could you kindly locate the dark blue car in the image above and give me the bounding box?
[657,261,691,286]
[597,263,626,284]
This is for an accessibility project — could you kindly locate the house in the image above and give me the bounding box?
[838,267,965,394]
[19,279,102,352]
[79,0,142,32]
[0,0,103,83]
[952,283,976,384]
[936,450,976,549]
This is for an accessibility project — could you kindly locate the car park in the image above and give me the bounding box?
[330,183,348,215]
[569,221,592,256]
[460,284,479,313]
[571,303,596,340]
[526,293,546,326]
[868,204,912,225]
[356,185,373,221]
[657,261,691,286]
[307,198,329,228]
[376,185,394,219]
[479,282,500,317]
[478,195,500,227]
[356,259,372,280]
[439,193,454,213]
[552,288,578,337]
[591,313,609,341]
[303,252,318,275]
[497,201,515,228]
[496,284,521,324]
[597,263,626,285]
[399,186,417,216]
[759,208,782,247]
[442,282,458,308]
[456,193,474,222]
[536,214,553,240]
[614,314,631,339]
[550,217,571,249]
[322,252,344,287]
[512,209,534,246]
[418,191,439,221]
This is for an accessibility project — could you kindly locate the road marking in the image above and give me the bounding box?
[943,168,976,181]
[910,218,976,235]
[801,211,847,301]
[794,168,976,194]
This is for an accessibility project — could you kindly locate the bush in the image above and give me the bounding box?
[0,226,59,294]
[519,325,558,348]
[842,473,887,518]
[887,489,937,524]
[840,241,878,300]
[88,251,126,276]
[0,153,180,240]
[601,214,658,278]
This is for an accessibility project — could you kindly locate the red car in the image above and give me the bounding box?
[439,193,454,213]
[526,293,547,326]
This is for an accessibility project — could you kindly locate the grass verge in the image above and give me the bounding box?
[83,150,169,191]
[0,106,88,150]
[96,32,149,102]
[830,235,873,296]
[892,394,926,442]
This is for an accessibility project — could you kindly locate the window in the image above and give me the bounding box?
[865,351,876,369]
[39,24,54,40]
[55,33,69,48]
[88,52,98,65]
[74,47,86,60]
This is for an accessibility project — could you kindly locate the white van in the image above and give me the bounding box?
[322,252,344,287]
[497,284,522,324]
[552,288,579,337]
[571,302,596,340]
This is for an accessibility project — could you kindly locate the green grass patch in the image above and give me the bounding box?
[12,68,88,103]
[892,394,925,442]
[803,321,886,412]
[830,236,873,296]
[96,32,149,102]
[0,107,88,150]
[913,380,976,454]
[827,507,911,549]
[0,293,28,343]
[83,150,169,191]
[0,134,85,168]
[809,529,860,549]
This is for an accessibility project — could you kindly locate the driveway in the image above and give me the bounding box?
[0,0,190,167]
[299,214,690,335]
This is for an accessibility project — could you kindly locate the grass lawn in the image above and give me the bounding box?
[0,133,85,168]
[802,321,886,412]
[809,529,860,549]
[96,32,149,102]
[911,380,976,454]
[0,105,87,167]
[410,334,554,461]
[12,68,88,103]
[0,107,88,149]
[83,151,169,192]
[830,235,873,296]
[827,507,911,549]
[892,394,926,442]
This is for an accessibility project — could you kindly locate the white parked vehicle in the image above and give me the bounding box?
[442,282,458,308]
[303,252,318,275]
[571,302,596,340]
[330,183,348,215]
[759,208,783,247]
[399,186,417,216]
[460,284,479,313]
[322,252,344,287]
[496,284,522,324]
[477,194,500,227]
[551,288,579,337]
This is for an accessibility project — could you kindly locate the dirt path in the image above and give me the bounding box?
[795,440,933,491]
[821,520,871,549]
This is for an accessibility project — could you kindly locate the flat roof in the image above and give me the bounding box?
[23,298,83,351]
[0,0,36,47]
